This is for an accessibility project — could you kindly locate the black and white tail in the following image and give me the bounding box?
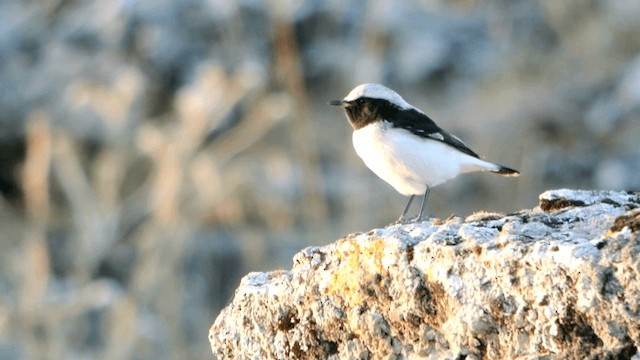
[491,164,520,177]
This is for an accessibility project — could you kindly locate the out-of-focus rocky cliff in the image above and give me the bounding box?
[1,1,639,359]
[211,189,640,359]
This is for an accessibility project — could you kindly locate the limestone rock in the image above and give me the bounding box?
[209,189,640,359]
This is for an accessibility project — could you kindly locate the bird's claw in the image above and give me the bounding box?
[389,215,429,226]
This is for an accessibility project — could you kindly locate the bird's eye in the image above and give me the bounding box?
[357,99,365,104]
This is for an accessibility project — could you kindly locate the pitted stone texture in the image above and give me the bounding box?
[210,190,640,359]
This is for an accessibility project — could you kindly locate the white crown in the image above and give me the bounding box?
[343,83,412,110]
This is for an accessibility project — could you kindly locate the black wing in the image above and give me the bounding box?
[385,107,480,159]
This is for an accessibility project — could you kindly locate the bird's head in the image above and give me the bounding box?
[329,83,413,129]
[329,83,411,109]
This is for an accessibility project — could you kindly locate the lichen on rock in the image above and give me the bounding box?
[210,189,640,359]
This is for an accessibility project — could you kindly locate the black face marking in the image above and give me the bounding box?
[341,97,480,159]
[343,97,386,129]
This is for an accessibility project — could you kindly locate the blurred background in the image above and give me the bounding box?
[0,0,639,359]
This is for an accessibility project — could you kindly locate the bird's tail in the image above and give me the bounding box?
[491,164,520,177]
[464,158,520,177]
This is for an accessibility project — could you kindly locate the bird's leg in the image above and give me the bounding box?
[417,186,431,222]
[395,195,415,224]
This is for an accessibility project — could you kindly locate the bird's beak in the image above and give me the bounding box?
[328,99,346,107]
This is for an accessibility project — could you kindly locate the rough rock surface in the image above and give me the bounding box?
[210,190,640,359]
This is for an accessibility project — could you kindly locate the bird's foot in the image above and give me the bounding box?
[389,215,431,226]
[389,217,409,226]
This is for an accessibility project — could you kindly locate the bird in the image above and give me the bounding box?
[329,83,519,223]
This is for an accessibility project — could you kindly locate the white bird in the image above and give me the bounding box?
[330,83,519,223]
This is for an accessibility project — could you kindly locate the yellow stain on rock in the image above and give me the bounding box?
[326,237,387,308]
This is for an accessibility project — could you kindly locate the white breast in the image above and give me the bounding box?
[352,122,492,196]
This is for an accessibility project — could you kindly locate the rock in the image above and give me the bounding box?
[209,189,640,359]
